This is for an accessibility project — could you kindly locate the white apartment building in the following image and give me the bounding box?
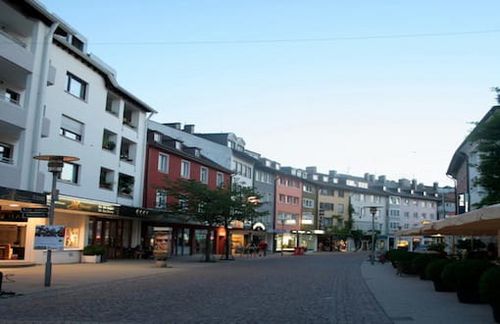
[0,0,154,264]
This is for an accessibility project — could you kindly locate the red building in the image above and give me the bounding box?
[142,130,231,256]
[275,171,303,251]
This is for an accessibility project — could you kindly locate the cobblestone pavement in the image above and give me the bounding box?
[0,253,391,324]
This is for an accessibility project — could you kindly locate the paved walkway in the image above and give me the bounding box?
[0,254,276,295]
[361,260,494,324]
[0,253,495,323]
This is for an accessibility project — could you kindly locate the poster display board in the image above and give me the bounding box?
[153,227,172,261]
[34,225,65,250]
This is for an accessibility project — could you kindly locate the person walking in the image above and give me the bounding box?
[258,239,268,257]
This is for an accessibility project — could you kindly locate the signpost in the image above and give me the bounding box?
[21,207,49,218]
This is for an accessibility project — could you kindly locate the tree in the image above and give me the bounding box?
[164,179,224,262]
[219,184,267,260]
[469,109,500,207]
[163,179,267,261]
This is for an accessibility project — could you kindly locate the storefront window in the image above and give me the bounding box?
[87,219,94,245]
[64,227,80,248]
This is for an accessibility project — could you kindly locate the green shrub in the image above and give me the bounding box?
[412,254,442,279]
[441,261,460,291]
[83,245,105,256]
[394,251,418,274]
[479,266,500,304]
[426,259,455,292]
[454,260,493,303]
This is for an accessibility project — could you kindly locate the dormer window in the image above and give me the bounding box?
[322,176,328,182]
[153,133,162,143]
[71,36,84,51]
[175,141,182,150]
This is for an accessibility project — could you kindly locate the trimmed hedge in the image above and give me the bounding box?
[412,254,442,280]
[426,259,455,292]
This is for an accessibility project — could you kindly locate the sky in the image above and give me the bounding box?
[39,0,500,186]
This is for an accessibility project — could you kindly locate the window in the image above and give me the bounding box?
[66,72,87,100]
[102,129,117,151]
[123,103,138,128]
[60,115,84,142]
[59,162,79,184]
[118,173,134,197]
[99,168,114,189]
[216,172,224,187]
[337,203,345,214]
[404,212,410,218]
[120,138,136,163]
[200,167,208,184]
[5,89,20,105]
[0,142,13,164]
[390,196,401,205]
[181,160,190,178]
[389,209,400,217]
[158,153,169,173]
[303,184,313,193]
[105,92,119,116]
[303,198,314,208]
[319,202,334,211]
[155,190,167,209]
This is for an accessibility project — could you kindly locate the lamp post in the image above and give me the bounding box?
[369,206,378,265]
[33,155,79,287]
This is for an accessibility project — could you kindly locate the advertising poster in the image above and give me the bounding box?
[34,225,65,250]
[153,228,171,261]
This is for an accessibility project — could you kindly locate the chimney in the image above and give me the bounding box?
[364,173,370,180]
[369,174,375,182]
[329,170,337,177]
[163,122,181,130]
[183,124,195,134]
[306,166,317,174]
[378,175,386,183]
[433,182,439,190]
[412,179,417,190]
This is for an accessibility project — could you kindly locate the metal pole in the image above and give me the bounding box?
[371,211,375,265]
[44,171,58,287]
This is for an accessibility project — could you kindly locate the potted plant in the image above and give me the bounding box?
[82,245,105,263]
[103,140,116,151]
[454,260,493,304]
[479,266,500,322]
[426,259,455,292]
[441,261,460,292]
[412,254,442,280]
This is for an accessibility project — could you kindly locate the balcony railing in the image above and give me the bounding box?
[0,29,26,48]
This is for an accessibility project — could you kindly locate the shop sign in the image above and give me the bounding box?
[21,207,49,218]
[0,211,27,222]
[0,186,46,205]
[34,225,65,250]
[119,206,151,219]
[51,196,119,215]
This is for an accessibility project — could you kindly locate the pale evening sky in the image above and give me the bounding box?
[39,0,500,186]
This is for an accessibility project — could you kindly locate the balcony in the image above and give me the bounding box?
[0,30,33,72]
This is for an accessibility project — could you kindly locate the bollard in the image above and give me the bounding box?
[0,271,3,292]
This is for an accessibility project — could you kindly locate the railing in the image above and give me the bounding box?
[0,156,14,164]
[0,94,20,106]
[0,28,27,48]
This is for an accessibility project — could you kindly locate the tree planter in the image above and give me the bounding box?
[457,286,483,304]
[491,303,500,323]
[433,278,455,292]
[82,255,102,263]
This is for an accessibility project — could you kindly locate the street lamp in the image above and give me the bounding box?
[33,154,79,287]
[369,206,378,265]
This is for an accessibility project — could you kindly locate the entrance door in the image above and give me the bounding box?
[88,218,132,259]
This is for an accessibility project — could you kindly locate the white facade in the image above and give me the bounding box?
[0,1,153,264]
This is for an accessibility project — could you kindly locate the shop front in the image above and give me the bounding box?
[275,230,318,252]
[0,186,47,263]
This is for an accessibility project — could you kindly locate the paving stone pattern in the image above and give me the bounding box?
[0,253,391,324]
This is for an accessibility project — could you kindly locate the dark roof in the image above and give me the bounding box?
[149,140,232,174]
[232,149,258,163]
[447,106,500,177]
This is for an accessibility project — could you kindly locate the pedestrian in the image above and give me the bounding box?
[258,239,268,257]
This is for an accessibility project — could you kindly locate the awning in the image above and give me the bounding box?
[432,203,500,236]
[397,203,500,237]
